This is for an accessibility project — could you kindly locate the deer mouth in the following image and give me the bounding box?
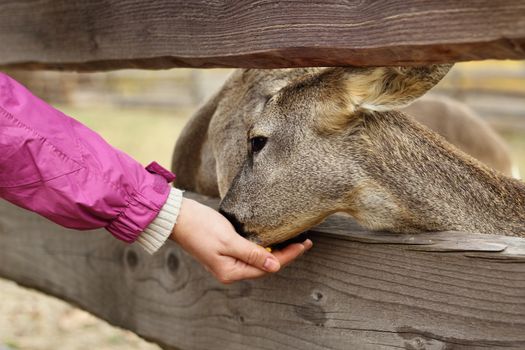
[244,229,310,250]
[219,208,312,248]
[269,232,310,250]
[219,209,249,237]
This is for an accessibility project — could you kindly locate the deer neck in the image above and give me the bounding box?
[349,110,525,236]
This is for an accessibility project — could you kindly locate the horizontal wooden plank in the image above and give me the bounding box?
[1,193,525,350]
[0,1,524,71]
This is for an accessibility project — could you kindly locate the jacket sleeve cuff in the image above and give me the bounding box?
[135,187,183,254]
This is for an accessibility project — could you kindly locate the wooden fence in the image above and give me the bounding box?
[1,1,524,70]
[1,1,525,349]
[2,194,525,350]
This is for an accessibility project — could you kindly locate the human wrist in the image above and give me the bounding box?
[169,197,195,245]
[136,187,183,254]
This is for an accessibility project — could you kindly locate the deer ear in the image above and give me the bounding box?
[344,64,453,112]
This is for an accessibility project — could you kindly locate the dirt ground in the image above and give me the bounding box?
[0,279,160,350]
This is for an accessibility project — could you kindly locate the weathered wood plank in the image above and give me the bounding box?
[1,193,525,350]
[1,1,524,71]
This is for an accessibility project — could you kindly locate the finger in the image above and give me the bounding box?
[303,239,314,250]
[215,261,268,284]
[215,239,313,283]
[271,240,312,267]
[223,235,281,273]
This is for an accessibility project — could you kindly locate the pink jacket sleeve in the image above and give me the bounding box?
[0,72,174,243]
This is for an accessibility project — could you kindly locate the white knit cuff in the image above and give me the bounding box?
[136,187,183,254]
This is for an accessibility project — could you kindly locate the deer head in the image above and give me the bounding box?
[215,65,453,246]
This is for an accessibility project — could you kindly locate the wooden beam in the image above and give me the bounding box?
[0,1,524,71]
[1,193,525,349]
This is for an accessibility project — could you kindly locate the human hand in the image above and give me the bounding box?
[170,198,313,284]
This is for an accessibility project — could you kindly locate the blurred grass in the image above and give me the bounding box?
[499,130,525,175]
[55,105,193,169]
[438,60,525,95]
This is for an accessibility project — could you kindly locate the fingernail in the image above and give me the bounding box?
[263,258,280,272]
[303,239,313,250]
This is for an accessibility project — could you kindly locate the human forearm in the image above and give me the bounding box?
[0,72,172,243]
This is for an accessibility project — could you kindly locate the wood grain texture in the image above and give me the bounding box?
[0,1,524,71]
[1,193,525,350]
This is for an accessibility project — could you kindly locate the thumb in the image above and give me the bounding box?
[226,236,281,273]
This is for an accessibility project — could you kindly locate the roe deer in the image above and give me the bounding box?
[172,66,525,246]
[404,95,516,178]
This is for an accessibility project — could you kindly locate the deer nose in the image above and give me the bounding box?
[219,209,248,238]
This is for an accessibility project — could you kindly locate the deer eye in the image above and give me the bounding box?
[250,136,267,154]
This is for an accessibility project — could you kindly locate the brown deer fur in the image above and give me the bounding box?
[404,95,515,177]
[172,66,525,246]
